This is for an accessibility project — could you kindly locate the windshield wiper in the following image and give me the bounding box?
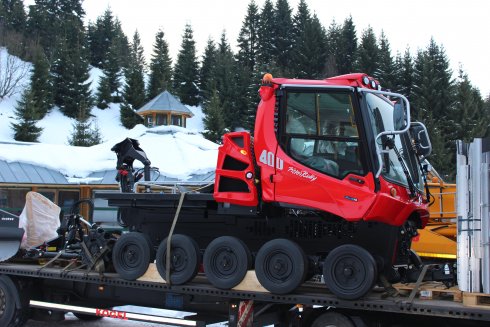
[384,137,417,198]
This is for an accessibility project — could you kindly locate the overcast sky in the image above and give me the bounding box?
[27,0,490,97]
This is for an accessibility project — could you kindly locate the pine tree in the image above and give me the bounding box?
[291,0,310,77]
[394,47,414,98]
[324,20,342,77]
[30,50,53,118]
[120,31,146,128]
[214,31,237,129]
[199,37,218,102]
[173,24,200,106]
[412,38,455,179]
[375,31,396,90]
[355,26,378,76]
[122,30,146,109]
[68,103,102,147]
[272,0,294,75]
[451,67,488,141]
[338,16,357,74]
[2,0,26,31]
[236,0,260,72]
[11,87,43,142]
[147,28,173,100]
[256,0,276,72]
[202,89,226,143]
[293,14,327,78]
[96,40,122,108]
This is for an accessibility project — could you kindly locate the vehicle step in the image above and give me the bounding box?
[394,282,462,302]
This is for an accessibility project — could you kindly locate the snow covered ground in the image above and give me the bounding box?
[0,48,217,180]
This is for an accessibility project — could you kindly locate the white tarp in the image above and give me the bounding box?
[18,192,60,249]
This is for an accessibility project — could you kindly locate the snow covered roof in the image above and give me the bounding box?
[136,90,194,117]
[0,126,219,184]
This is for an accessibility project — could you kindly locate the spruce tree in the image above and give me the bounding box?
[96,40,122,108]
[256,0,276,72]
[202,89,226,143]
[355,26,378,76]
[68,103,102,147]
[11,87,43,142]
[272,0,294,75]
[120,31,146,129]
[147,28,173,100]
[293,14,327,78]
[394,47,414,98]
[412,39,455,179]
[236,0,259,72]
[2,0,26,32]
[375,31,396,90]
[338,16,357,74]
[451,67,488,141]
[214,31,237,129]
[173,24,200,106]
[199,38,218,102]
[30,50,53,118]
[324,20,342,77]
[122,30,146,109]
[291,0,311,77]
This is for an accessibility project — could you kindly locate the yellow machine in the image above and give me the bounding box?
[411,168,457,260]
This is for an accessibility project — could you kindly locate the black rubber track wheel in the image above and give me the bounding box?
[323,244,377,300]
[255,239,308,295]
[0,275,29,327]
[204,236,252,289]
[112,232,151,280]
[156,234,201,285]
[311,311,355,327]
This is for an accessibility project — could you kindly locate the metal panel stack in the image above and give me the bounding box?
[456,137,490,293]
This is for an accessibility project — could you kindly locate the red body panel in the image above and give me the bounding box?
[214,132,258,206]
[215,73,430,227]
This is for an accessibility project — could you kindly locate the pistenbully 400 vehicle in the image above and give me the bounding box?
[96,73,433,300]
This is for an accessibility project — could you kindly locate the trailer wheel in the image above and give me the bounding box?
[156,234,200,285]
[323,244,377,300]
[0,275,29,327]
[204,236,252,289]
[311,311,354,327]
[255,239,307,294]
[112,232,151,280]
[73,312,103,321]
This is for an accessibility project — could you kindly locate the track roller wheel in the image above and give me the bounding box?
[156,234,200,285]
[323,244,377,300]
[255,239,307,294]
[204,236,252,289]
[112,232,151,280]
[311,311,355,327]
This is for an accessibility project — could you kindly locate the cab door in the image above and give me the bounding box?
[272,87,376,220]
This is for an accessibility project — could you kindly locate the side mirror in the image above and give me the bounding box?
[393,98,407,130]
[410,122,432,158]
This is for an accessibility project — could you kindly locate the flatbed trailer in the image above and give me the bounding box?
[0,261,489,326]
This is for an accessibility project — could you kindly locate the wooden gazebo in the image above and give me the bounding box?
[136,91,194,128]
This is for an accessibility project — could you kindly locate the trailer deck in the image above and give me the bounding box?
[1,262,489,326]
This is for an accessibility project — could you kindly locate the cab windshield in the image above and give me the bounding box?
[364,93,424,190]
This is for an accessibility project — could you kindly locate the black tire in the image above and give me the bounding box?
[323,244,377,300]
[255,239,308,295]
[73,312,103,321]
[0,275,29,327]
[156,234,200,285]
[204,236,252,289]
[112,232,151,280]
[311,311,355,327]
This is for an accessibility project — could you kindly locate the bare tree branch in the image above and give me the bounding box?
[0,50,30,100]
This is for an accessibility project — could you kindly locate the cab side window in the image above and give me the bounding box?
[282,91,365,178]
